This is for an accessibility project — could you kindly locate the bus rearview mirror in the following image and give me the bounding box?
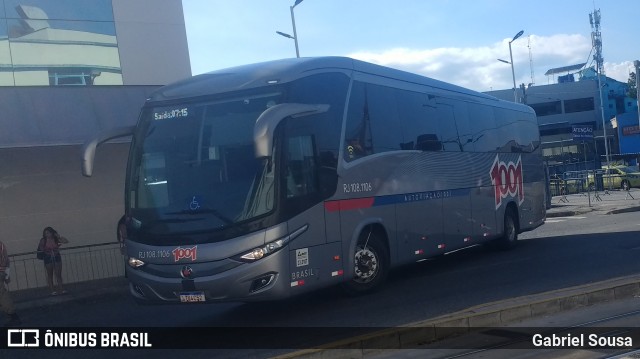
[254,103,329,158]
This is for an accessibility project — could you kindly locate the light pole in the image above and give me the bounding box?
[499,30,524,102]
[635,60,640,131]
[276,0,304,58]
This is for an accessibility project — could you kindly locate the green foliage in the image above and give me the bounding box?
[628,72,637,99]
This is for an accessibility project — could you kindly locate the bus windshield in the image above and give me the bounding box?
[128,90,284,235]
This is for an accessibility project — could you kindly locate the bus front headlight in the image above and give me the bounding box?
[128,257,146,268]
[237,238,286,262]
[234,224,309,263]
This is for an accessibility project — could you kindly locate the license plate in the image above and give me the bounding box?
[179,291,205,303]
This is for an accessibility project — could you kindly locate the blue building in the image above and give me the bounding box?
[486,66,639,175]
[612,111,640,165]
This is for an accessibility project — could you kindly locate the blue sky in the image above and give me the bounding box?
[182,0,639,92]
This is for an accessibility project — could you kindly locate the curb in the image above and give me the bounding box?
[546,208,593,218]
[273,274,640,359]
[606,206,640,215]
[546,204,640,218]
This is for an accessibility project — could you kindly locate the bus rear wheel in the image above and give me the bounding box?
[342,230,389,295]
[494,208,518,250]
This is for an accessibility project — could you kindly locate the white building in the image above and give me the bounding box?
[0,0,191,255]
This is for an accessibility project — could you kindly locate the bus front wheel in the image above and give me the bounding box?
[342,230,389,295]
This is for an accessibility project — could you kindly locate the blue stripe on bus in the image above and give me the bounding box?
[325,188,471,212]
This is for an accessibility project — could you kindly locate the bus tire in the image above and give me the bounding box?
[342,229,389,295]
[495,208,518,250]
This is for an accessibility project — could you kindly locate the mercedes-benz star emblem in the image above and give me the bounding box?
[180,265,194,279]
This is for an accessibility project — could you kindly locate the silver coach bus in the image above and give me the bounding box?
[82,57,546,304]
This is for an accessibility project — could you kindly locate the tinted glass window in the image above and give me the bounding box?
[344,82,403,161]
[285,73,348,199]
[4,0,114,21]
[367,83,403,154]
[564,97,595,113]
[468,103,498,152]
[344,82,370,161]
[396,89,442,151]
[494,108,539,153]
[1,0,121,86]
[284,135,318,198]
[432,99,461,152]
[432,98,471,152]
[530,101,561,117]
[287,72,348,169]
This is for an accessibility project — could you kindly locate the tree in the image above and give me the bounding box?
[628,71,637,99]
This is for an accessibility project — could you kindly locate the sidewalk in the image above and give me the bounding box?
[11,276,129,312]
[547,188,640,218]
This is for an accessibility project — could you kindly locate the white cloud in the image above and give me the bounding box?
[605,62,635,84]
[347,34,633,92]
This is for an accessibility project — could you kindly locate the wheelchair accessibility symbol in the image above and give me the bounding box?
[189,196,201,211]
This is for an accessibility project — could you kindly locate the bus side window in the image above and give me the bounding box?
[396,89,442,151]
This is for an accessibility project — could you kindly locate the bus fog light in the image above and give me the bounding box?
[128,257,145,268]
[250,274,276,292]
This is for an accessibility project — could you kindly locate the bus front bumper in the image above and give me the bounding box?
[126,248,290,304]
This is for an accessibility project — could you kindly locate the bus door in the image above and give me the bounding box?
[283,132,343,293]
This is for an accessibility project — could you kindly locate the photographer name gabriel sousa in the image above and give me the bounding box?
[532,333,633,348]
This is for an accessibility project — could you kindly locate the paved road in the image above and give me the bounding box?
[2,189,637,359]
[4,210,640,359]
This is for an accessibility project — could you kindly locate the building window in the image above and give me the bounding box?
[530,101,561,117]
[564,97,594,113]
[1,0,122,86]
[49,68,99,86]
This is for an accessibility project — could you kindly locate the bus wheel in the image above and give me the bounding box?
[495,209,518,250]
[342,230,389,295]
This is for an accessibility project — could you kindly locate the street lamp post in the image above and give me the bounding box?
[498,30,524,102]
[276,0,304,58]
[635,60,640,131]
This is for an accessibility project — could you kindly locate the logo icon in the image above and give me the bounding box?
[172,246,197,262]
[490,155,524,209]
[7,329,40,347]
[180,265,194,279]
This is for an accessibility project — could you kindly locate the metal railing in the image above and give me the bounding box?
[6,242,125,291]
[549,169,610,197]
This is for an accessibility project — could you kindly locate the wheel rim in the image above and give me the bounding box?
[353,245,379,284]
[623,181,630,191]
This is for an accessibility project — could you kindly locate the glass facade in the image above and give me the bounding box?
[0,0,122,86]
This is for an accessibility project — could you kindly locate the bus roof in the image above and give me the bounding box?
[146,56,530,113]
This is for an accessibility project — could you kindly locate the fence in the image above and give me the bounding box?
[7,242,125,291]
[548,169,615,197]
